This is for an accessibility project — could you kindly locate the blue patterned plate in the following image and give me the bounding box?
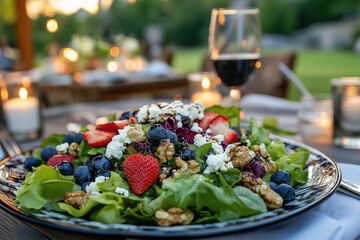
[0,136,341,238]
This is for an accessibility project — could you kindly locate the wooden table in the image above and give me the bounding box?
[1,98,360,240]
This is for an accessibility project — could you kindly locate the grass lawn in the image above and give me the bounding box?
[172,48,360,101]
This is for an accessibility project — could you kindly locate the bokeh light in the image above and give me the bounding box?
[46,19,58,33]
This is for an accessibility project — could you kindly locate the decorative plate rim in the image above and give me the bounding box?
[0,136,342,238]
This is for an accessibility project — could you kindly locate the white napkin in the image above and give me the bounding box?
[208,163,360,240]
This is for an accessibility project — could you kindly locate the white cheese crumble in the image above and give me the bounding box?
[85,176,109,194]
[206,129,212,134]
[212,142,224,154]
[203,153,232,174]
[118,126,135,144]
[190,122,203,133]
[115,187,129,197]
[212,134,224,143]
[177,122,183,128]
[105,126,136,160]
[56,142,69,154]
[194,134,208,147]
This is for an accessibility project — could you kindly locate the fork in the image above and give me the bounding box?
[0,130,22,158]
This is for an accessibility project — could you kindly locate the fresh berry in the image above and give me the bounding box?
[83,130,117,148]
[84,160,92,168]
[199,112,218,130]
[81,181,91,192]
[270,170,291,185]
[92,156,112,174]
[134,142,152,154]
[96,120,130,132]
[274,184,295,201]
[267,182,278,191]
[96,171,111,178]
[47,154,76,167]
[208,115,238,144]
[230,126,241,138]
[179,147,195,161]
[74,166,92,185]
[63,134,75,144]
[74,133,84,144]
[165,130,179,143]
[58,161,75,175]
[123,153,160,195]
[131,109,139,117]
[120,111,131,120]
[147,124,167,146]
[181,116,191,128]
[40,146,57,162]
[24,156,40,171]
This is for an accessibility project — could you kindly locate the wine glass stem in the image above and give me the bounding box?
[229,87,241,107]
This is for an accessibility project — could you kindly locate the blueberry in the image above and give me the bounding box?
[165,130,179,144]
[40,146,57,162]
[179,147,195,161]
[81,181,91,192]
[63,134,75,144]
[274,184,295,201]
[58,161,75,175]
[270,170,291,185]
[74,166,92,185]
[131,109,139,117]
[179,136,189,149]
[24,156,40,171]
[74,133,83,144]
[96,171,111,178]
[84,160,92,168]
[120,111,131,120]
[92,156,112,174]
[267,181,278,191]
[147,124,167,146]
[181,116,191,128]
[230,126,241,138]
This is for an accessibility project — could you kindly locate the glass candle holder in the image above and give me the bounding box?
[187,72,222,107]
[0,72,43,141]
[332,77,360,149]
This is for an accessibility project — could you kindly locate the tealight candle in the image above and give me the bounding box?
[189,73,222,107]
[191,91,222,108]
[3,87,40,133]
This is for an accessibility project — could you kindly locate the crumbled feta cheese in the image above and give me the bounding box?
[137,104,162,123]
[115,187,129,197]
[245,139,251,147]
[175,114,182,121]
[260,143,267,156]
[187,101,205,120]
[91,191,101,195]
[203,153,232,174]
[206,129,212,134]
[191,122,203,133]
[212,134,224,143]
[162,167,168,172]
[194,134,208,147]
[177,122,183,128]
[105,139,126,159]
[56,142,69,154]
[212,142,224,154]
[118,126,135,144]
[85,176,109,194]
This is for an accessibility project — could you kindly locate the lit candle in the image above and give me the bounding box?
[3,87,40,133]
[191,76,222,107]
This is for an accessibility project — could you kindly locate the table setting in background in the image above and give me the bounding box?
[0,6,360,240]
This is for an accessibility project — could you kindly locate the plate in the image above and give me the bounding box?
[0,136,341,238]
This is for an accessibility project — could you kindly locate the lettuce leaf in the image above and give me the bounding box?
[40,133,66,148]
[143,174,266,222]
[248,118,271,146]
[205,105,241,128]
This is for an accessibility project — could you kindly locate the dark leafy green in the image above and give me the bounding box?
[205,105,241,128]
[194,143,212,164]
[40,133,66,148]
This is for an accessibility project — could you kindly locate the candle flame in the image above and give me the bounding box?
[218,14,225,26]
[107,61,118,72]
[63,48,79,62]
[19,87,28,100]
[201,77,211,90]
[211,48,219,59]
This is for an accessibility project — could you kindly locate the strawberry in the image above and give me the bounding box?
[83,130,117,148]
[47,154,76,167]
[208,115,238,144]
[123,153,160,195]
[199,112,218,130]
[96,120,131,132]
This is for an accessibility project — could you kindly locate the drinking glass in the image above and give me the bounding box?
[209,8,261,107]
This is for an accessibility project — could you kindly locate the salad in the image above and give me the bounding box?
[17,101,309,227]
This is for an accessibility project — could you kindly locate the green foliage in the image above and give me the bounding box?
[40,133,66,148]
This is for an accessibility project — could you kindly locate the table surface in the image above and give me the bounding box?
[1,98,359,240]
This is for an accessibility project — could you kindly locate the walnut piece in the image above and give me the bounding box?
[159,167,186,184]
[226,145,256,168]
[127,124,146,142]
[242,172,283,209]
[174,157,200,174]
[68,142,80,157]
[155,207,194,226]
[64,191,91,209]
[253,144,276,173]
[155,139,175,164]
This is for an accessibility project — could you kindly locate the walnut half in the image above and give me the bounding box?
[64,191,91,209]
[253,144,276,173]
[68,142,80,157]
[226,144,256,168]
[174,157,200,174]
[155,207,194,226]
[127,124,146,142]
[155,139,175,164]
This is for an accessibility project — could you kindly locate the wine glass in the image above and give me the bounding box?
[209,8,261,107]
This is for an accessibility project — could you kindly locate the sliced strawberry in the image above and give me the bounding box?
[199,112,218,130]
[47,154,76,167]
[123,153,160,195]
[96,120,130,132]
[83,130,117,148]
[209,115,238,144]
[129,115,137,124]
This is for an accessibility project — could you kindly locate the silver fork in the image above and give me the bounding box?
[0,131,22,158]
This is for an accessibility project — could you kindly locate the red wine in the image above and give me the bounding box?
[212,53,260,87]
